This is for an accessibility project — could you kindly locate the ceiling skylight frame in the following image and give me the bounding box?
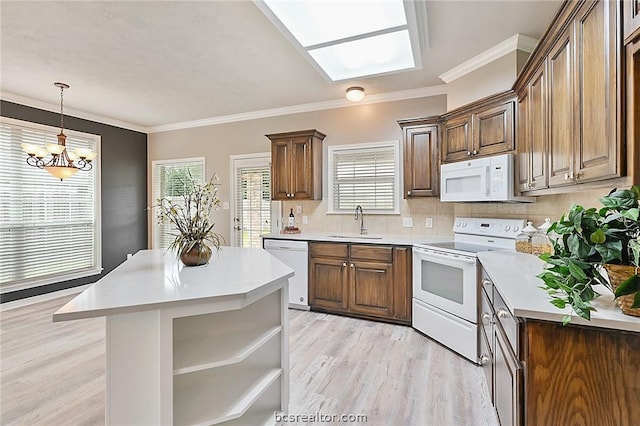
[255,0,425,82]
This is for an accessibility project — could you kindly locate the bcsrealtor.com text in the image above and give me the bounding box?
[275,411,368,423]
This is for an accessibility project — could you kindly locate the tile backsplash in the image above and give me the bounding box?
[283,188,604,238]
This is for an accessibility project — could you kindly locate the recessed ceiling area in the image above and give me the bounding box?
[257,0,421,81]
[0,1,561,131]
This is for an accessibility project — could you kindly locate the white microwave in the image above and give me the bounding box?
[440,154,535,203]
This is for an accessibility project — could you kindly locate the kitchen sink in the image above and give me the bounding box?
[326,234,383,240]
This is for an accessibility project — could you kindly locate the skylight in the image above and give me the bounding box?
[258,0,422,81]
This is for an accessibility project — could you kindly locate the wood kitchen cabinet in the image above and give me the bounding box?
[624,0,640,42]
[627,35,640,185]
[266,129,325,201]
[441,92,515,163]
[309,242,411,325]
[397,117,439,198]
[515,0,623,194]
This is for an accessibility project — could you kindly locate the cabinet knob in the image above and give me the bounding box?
[407,190,412,196]
[342,262,347,267]
[480,354,490,365]
[481,312,492,325]
[467,151,472,157]
[481,278,492,287]
[564,173,569,181]
[497,309,509,319]
[350,263,354,268]
[473,149,478,155]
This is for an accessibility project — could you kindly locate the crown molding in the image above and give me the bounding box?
[439,34,539,84]
[148,85,447,133]
[0,91,147,133]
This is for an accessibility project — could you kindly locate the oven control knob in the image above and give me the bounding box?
[504,225,511,231]
[456,221,461,227]
[462,222,467,228]
[513,226,519,232]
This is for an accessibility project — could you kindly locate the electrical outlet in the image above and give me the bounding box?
[222,201,229,210]
[425,217,433,228]
[302,215,308,224]
[296,205,302,214]
[402,217,413,228]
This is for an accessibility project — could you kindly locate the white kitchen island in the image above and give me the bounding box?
[53,248,293,426]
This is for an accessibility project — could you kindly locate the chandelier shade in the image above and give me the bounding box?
[21,82,97,180]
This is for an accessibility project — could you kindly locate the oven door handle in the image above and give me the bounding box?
[414,247,477,264]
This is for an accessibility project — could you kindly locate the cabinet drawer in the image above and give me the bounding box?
[349,245,393,263]
[309,242,348,259]
[493,288,518,354]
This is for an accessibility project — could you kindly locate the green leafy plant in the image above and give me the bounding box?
[537,186,640,324]
[155,172,224,256]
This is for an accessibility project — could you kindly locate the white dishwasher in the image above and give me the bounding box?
[263,239,309,310]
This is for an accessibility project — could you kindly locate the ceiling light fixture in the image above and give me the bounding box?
[22,82,97,180]
[346,87,365,102]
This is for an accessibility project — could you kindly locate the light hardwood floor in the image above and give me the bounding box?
[1,294,498,425]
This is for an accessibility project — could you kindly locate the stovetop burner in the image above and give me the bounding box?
[424,241,503,255]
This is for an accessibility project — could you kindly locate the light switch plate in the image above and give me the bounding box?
[402,217,413,228]
[222,201,230,210]
[425,217,433,228]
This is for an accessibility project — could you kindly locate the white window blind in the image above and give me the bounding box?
[233,162,271,248]
[152,159,204,250]
[0,118,101,292]
[329,142,400,213]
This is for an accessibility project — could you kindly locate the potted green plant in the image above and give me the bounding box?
[155,172,224,266]
[537,186,640,324]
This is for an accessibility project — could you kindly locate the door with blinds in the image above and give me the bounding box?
[230,154,275,248]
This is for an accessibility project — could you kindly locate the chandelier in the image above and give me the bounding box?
[21,82,97,180]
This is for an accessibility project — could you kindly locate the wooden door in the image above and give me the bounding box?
[309,256,349,311]
[547,28,574,187]
[270,139,291,200]
[403,124,439,198]
[348,260,393,318]
[573,0,620,182]
[516,91,531,192]
[473,101,514,157]
[290,136,312,199]
[529,63,549,190]
[442,115,472,163]
[391,246,411,322]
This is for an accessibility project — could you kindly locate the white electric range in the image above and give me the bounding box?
[412,217,525,363]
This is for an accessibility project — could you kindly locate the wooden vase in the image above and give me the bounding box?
[180,242,212,266]
[604,264,640,317]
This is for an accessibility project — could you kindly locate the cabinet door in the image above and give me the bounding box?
[348,260,393,318]
[391,246,411,322]
[442,115,472,163]
[627,35,640,184]
[573,0,620,182]
[473,101,514,157]
[624,0,640,42]
[403,125,439,197]
[271,140,291,200]
[290,136,313,199]
[529,64,549,191]
[309,256,349,311]
[516,92,531,192]
[547,28,574,187]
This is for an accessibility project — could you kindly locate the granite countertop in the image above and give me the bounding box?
[478,251,640,332]
[261,232,447,246]
[53,248,293,322]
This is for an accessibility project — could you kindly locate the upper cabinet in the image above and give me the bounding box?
[441,92,515,163]
[515,0,624,193]
[266,129,326,200]
[398,117,440,198]
[624,0,640,42]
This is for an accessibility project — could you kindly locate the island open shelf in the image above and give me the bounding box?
[53,248,293,426]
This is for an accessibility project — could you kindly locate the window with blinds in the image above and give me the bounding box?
[232,158,271,248]
[0,117,101,293]
[328,141,400,213]
[151,158,205,250]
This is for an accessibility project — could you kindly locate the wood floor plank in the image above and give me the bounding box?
[1,297,498,425]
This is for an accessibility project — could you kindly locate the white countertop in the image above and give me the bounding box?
[53,247,294,322]
[261,232,446,246]
[478,251,640,332]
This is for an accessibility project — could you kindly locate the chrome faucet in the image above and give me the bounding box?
[354,205,368,235]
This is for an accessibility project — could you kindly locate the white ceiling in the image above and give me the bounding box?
[1,1,561,132]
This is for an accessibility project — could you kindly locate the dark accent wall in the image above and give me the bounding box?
[1,100,148,303]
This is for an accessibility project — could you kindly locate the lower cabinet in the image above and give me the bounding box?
[481,267,640,426]
[309,242,411,325]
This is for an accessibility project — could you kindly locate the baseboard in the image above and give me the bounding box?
[0,284,91,312]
